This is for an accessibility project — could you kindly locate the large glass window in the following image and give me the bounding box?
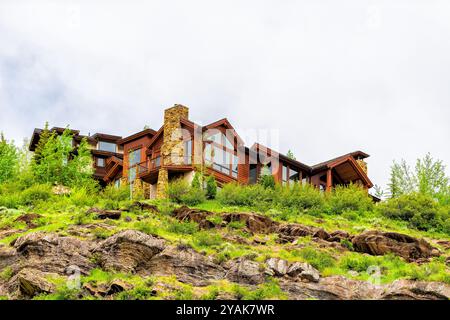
[232,154,238,178]
[98,141,116,153]
[282,165,288,185]
[249,164,258,184]
[129,149,141,167]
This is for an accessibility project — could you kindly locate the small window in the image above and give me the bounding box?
[114,179,121,188]
[97,158,105,167]
[184,140,192,165]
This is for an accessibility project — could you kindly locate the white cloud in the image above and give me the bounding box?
[0,0,449,190]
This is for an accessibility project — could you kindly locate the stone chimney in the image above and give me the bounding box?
[156,104,189,198]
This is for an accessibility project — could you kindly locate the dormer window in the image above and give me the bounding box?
[98,141,117,153]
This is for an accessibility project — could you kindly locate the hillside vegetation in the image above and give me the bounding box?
[0,131,449,300]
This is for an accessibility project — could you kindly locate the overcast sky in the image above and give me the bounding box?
[1,0,449,191]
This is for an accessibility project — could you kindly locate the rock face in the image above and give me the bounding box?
[277,223,330,242]
[352,231,439,261]
[266,258,289,276]
[146,246,225,286]
[7,268,56,298]
[93,230,165,273]
[222,213,279,234]
[286,262,320,283]
[225,258,265,285]
[172,206,216,229]
[12,232,95,274]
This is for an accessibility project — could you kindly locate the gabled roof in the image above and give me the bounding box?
[117,128,157,145]
[203,118,245,146]
[311,151,369,172]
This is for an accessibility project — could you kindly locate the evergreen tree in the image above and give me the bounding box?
[0,133,18,183]
[205,175,217,199]
[286,149,296,160]
[33,122,51,165]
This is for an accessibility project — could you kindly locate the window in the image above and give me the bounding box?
[152,156,161,168]
[129,149,141,167]
[114,179,121,188]
[232,154,238,178]
[289,168,299,184]
[249,164,258,184]
[97,158,105,167]
[98,141,116,153]
[184,139,192,165]
[282,165,288,185]
[128,167,137,183]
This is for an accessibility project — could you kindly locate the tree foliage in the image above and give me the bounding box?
[0,133,18,183]
[388,153,448,199]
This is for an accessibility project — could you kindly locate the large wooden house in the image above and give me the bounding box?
[29,105,373,198]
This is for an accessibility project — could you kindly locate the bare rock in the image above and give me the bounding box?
[266,258,289,276]
[277,223,330,241]
[129,202,159,213]
[222,212,279,234]
[382,280,450,300]
[12,232,95,275]
[93,230,165,273]
[225,258,265,285]
[287,262,320,283]
[172,206,216,229]
[7,268,56,298]
[328,230,351,242]
[146,246,225,286]
[352,231,439,261]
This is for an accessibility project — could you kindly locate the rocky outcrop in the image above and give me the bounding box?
[12,232,95,275]
[14,213,42,228]
[172,206,216,229]
[225,258,265,285]
[352,231,440,262]
[7,268,56,298]
[222,212,279,234]
[92,230,165,273]
[146,246,225,286]
[286,262,320,283]
[171,208,440,262]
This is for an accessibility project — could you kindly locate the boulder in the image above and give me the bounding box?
[225,258,265,285]
[266,258,289,276]
[129,202,159,213]
[87,208,122,220]
[328,230,351,243]
[146,246,225,286]
[287,262,320,283]
[277,223,330,242]
[92,230,165,273]
[222,212,279,234]
[12,232,94,275]
[352,231,439,261]
[172,206,216,229]
[7,268,55,298]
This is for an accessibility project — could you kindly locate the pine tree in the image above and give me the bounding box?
[33,122,51,164]
[286,149,296,160]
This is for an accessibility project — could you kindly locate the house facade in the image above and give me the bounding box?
[29,105,373,197]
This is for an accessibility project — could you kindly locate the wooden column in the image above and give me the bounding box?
[326,168,332,192]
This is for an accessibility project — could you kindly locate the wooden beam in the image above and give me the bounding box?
[326,169,332,192]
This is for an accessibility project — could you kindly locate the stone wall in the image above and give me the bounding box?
[356,159,368,175]
[156,105,189,198]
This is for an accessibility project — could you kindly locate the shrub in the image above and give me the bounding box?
[294,247,336,271]
[327,184,373,215]
[166,220,198,234]
[378,193,445,232]
[0,193,22,209]
[167,179,190,203]
[101,184,130,202]
[20,184,52,205]
[193,231,223,248]
[70,187,98,207]
[205,175,217,199]
[180,188,206,206]
[259,174,275,189]
[275,183,325,213]
[191,172,202,189]
[217,183,274,209]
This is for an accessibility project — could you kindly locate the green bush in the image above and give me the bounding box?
[327,184,373,215]
[20,184,52,205]
[275,183,325,213]
[167,179,190,203]
[180,188,206,206]
[217,183,274,209]
[0,193,22,209]
[166,220,198,234]
[205,175,217,199]
[70,187,98,207]
[101,184,130,202]
[378,193,446,232]
[259,174,275,189]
